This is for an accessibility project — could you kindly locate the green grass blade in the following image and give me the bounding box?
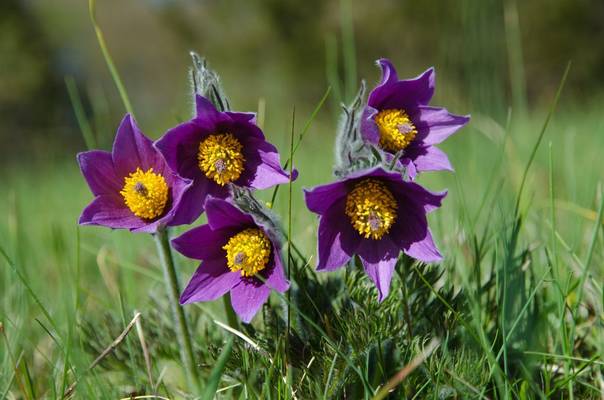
[340,0,357,101]
[323,347,339,399]
[65,76,96,149]
[200,337,234,400]
[89,0,135,118]
[269,86,331,206]
[514,62,571,217]
[325,35,343,107]
[0,245,59,334]
[286,106,295,372]
[576,186,604,309]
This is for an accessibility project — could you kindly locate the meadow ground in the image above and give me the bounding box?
[1,81,603,398]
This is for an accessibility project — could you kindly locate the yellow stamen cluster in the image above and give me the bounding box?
[345,179,398,240]
[120,168,169,220]
[198,133,245,185]
[223,228,271,277]
[374,109,418,152]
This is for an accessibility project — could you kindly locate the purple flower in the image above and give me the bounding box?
[172,197,289,323]
[304,166,446,301]
[78,114,192,233]
[155,95,294,223]
[361,59,469,178]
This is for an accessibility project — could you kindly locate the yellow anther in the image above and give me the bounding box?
[374,109,418,152]
[198,133,245,185]
[223,228,271,277]
[120,168,169,219]
[345,179,398,240]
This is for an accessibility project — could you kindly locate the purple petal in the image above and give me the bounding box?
[402,158,418,180]
[264,248,289,292]
[304,180,348,214]
[180,258,241,304]
[168,178,211,225]
[376,58,399,85]
[195,95,223,121]
[230,279,271,323]
[357,237,399,302]
[226,111,257,125]
[413,106,470,145]
[404,228,442,262]
[77,150,120,196]
[368,61,435,110]
[388,197,443,264]
[403,182,447,214]
[405,145,453,173]
[158,173,194,227]
[79,195,144,230]
[112,114,160,176]
[343,165,394,181]
[155,121,203,179]
[238,136,292,190]
[206,179,231,200]
[172,224,230,261]
[316,199,360,271]
[360,107,380,145]
[205,198,253,231]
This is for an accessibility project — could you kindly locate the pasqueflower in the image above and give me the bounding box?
[172,197,289,323]
[78,114,191,233]
[362,59,469,177]
[155,95,294,223]
[304,166,445,301]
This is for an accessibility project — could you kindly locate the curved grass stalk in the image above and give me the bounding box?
[89,0,135,118]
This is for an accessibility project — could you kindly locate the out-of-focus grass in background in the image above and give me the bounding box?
[2,0,604,161]
[1,0,604,398]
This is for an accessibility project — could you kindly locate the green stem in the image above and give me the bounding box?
[396,266,414,342]
[153,229,200,393]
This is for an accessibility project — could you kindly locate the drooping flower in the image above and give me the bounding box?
[172,197,289,323]
[304,166,446,301]
[155,95,294,223]
[361,59,470,178]
[78,114,192,233]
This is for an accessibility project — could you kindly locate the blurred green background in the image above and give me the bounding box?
[1,0,603,164]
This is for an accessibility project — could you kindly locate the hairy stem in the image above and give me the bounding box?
[153,229,200,393]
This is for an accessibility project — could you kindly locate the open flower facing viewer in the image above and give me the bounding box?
[172,197,289,323]
[78,114,192,233]
[304,166,446,301]
[155,95,294,223]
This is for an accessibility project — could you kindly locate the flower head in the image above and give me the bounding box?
[77,114,192,233]
[304,166,446,301]
[155,95,295,223]
[361,59,470,178]
[172,198,289,323]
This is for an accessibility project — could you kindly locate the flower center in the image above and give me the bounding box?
[374,109,418,152]
[120,168,169,220]
[223,228,271,277]
[197,133,245,185]
[345,179,398,240]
